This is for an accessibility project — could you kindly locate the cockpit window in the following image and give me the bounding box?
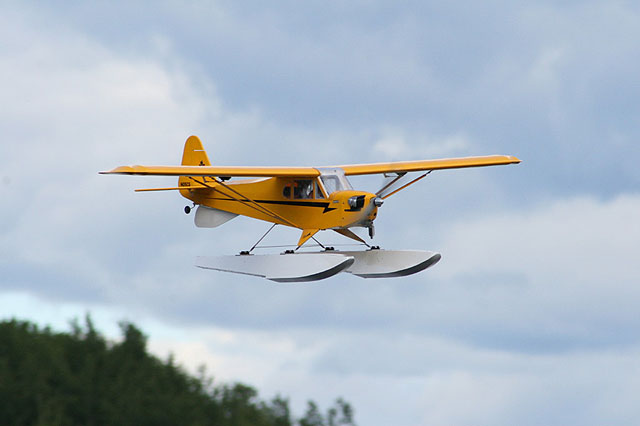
[314,181,324,199]
[284,172,350,200]
[294,180,313,199]
[284,180,315,199]
[283,182,292,198]
[316,169,353,195]
[320,176,341,195]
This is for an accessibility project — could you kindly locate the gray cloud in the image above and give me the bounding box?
[26,0,640,200]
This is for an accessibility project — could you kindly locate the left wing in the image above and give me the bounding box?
[335,155,521,176]
[100,165,320,178]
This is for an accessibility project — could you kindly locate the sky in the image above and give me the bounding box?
[1,0,639,424]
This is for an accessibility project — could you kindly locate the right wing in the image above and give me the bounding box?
[335,155,521,176]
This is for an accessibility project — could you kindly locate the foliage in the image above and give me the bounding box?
[0,316,355,426]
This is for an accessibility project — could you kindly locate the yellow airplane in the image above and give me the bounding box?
[101,136,520,281]
[100,136,520,282]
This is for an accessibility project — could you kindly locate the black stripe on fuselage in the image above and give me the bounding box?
[203,197,338,212]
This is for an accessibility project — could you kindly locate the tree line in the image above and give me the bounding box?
[0,317,355,426]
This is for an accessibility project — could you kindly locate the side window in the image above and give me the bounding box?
[283,182,292,199]
[314,180,325,199]
[293,180,313,199]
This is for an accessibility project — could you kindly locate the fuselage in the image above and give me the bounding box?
[179,171,379,231]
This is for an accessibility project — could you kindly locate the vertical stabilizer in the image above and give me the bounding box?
[179,136,211,189]
[182,135,210,166]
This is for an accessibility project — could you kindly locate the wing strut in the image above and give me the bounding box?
[381,171,431,200]
[333,228,370,247]
[187,177,302,229]
[297,229,320,248]
[376,172,406,197]
[248,223,277,253]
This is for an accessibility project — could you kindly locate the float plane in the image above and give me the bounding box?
[101,136,520,282]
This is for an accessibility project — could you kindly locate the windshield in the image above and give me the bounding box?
[320,176,341,195]
[317,168,352,195]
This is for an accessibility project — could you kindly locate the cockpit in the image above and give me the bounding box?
[281,168,353,200]
[283,179,319,199]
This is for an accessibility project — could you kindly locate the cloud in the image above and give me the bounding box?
[150,325,640,426]
[79,192,640,358]
[15,0,640,199]
[372,128,472,160]
[0,8,211,300]
[5,288,640,426]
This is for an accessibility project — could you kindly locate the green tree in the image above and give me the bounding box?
[0,317,356,426]
[269,395,293,426]
[299,401,324,426]
[327,398,356,426]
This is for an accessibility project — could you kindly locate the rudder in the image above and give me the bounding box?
[182,135,211,166]
[179,135,211,190]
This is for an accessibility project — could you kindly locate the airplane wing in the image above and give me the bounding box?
[100,165,320,178]
[335,155,521,176]
[101,155,520,178]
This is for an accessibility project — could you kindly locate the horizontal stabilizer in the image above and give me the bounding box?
[135,185,210,192]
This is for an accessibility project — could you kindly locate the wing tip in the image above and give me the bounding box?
[99,165,143,175]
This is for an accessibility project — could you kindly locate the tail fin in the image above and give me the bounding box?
[182,135,210,166]
[179,136,210,189]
